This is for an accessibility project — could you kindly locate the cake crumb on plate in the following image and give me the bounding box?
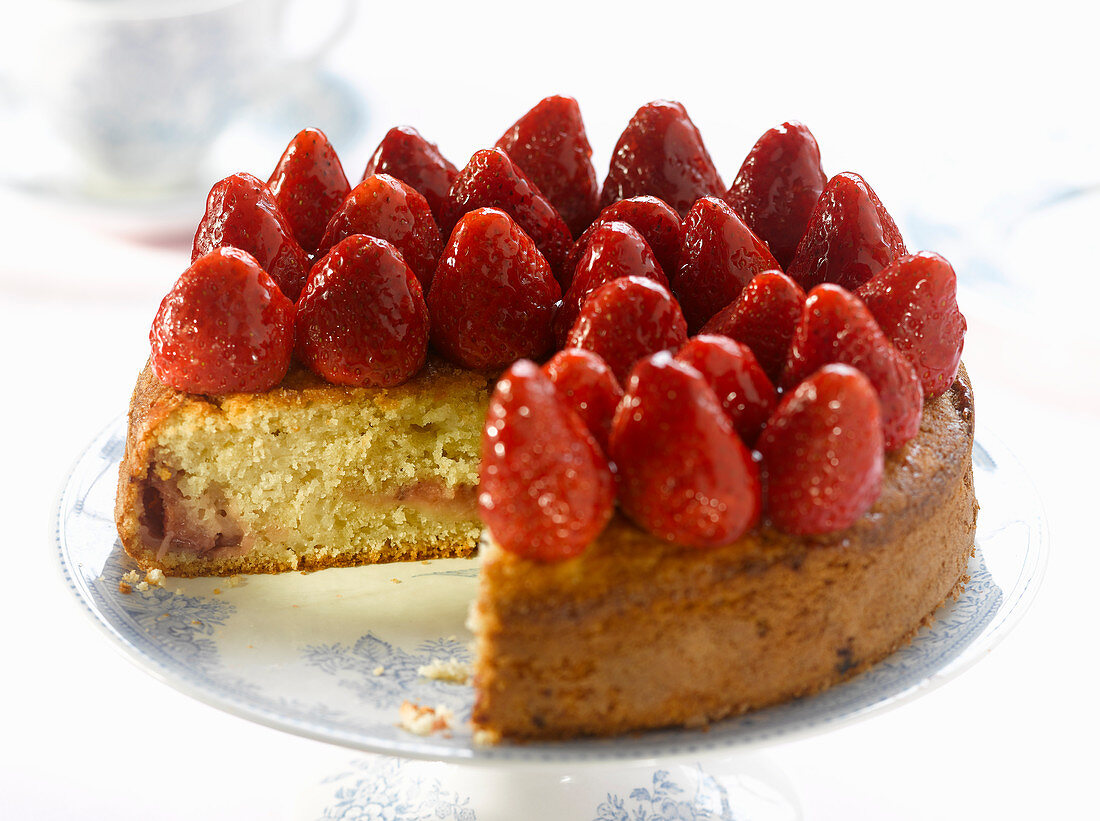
[398,701,454,736]
[417,657,470,684]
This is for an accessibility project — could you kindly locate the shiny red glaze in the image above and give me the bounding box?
[725,121,826,269]
[442,147,573,278]
[564,276,688,384]
[428,208,561,370]
[610,352,761,548]
[317,174,442,291]
[600,100,725,217]
[783,284,923,451]
[479,360,615,561]
[758,364,884,535]
[542,348,623,452]
[267,127,351,257]
[495,95,600,237]
[294,235,428,387]
[553,221,667,346]
[674,196,780,333]
[700,270,805,384]
[151,247,294,394]
[192,172,311,301]
[787,172,907,292]
[362,126,458,226]
[564,196,681,289]
[856,251,966,397]
[675,335,776,446]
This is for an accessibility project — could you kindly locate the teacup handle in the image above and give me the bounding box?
[275,0,357,70]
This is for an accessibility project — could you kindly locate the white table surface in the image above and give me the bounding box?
[2,2,1097,818]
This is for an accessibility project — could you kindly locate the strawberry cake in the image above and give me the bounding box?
[115,99,974,740]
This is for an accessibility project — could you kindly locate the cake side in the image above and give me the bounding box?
[115,359,492,576]
[470,368,977,740]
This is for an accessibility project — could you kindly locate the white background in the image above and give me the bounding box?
[1,0,1097,817]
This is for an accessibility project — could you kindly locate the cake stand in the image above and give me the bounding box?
[56,419,1047,820]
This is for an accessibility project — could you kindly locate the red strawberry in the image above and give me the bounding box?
[565,196,682,287]
[317,174,442,290]
[295,235,428,387]
[758,364,884,535]
[361,126,458,226]
[675,335,776,445]
[856,251,966,397]
[428,208,561,370]
[783,284,923,451]
[787,172,907,292]
[601,100,725,217]
[267,127,351,256]
[725,121,826,269]
[610,352,760,548]
[700,270,806,384]
[442,147,573,277]
[564,276,688,384]
[674,196,781,332]
[495,95,599,237]
[479,360,615,561]
[542,348,623,452]
[192,172,311,301]
[151,247,294,394]
[553,220,668,346]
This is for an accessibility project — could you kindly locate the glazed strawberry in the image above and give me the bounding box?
[601,100,725,217]
[542,349,623,452]
[783,284,923,451]
[675,335,776,446]
[758,364,884,535]
[295,235,428,387]
[856,251,966,397]
[674,196,781,332]
[564,196,682,289]
[700,270,805,384]
[192,172,311,301]
[442,147,573,277]
[786,172,907,292]
[553,220,668,346]
[725,121,827,269]
[428,208,561,370]
[610,352,760,548]
[317,174,442,290]
[150,247,294,394]
[362,126,458,226]
[495,95,600,237]
[267,127,351,256]
[564,276,688,384]
[479,360,615,561]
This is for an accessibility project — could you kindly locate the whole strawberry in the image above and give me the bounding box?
[565,196,682,286]
[856,251,966,397]
[786,171,906,292]
[192,172,312,301]
[542,349,624,452]
[267,127,351,256]
[479,360,615,561]
[758,364,884,535]
[295,235,429,387]
[429,208,561,370]
[151,247,294,394]
[564,276,688,384]
[610,352,761,548]
[495,95,600,236]
[361,126,458,226]
[317,174,442,290]
[783,284,923,451]
[700,270,805,384]
[601,100,724,216]
[674,196,781,332]
[725,121,827,269]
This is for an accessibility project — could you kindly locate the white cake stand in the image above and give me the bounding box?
[57,419,1046,820]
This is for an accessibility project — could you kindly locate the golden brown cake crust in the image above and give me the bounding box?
[471,367,978,740]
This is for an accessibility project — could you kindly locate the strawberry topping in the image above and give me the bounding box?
[267,127,351,257]
[361,126,458,226]
[565,196,682,287]
[542,349,623,452]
